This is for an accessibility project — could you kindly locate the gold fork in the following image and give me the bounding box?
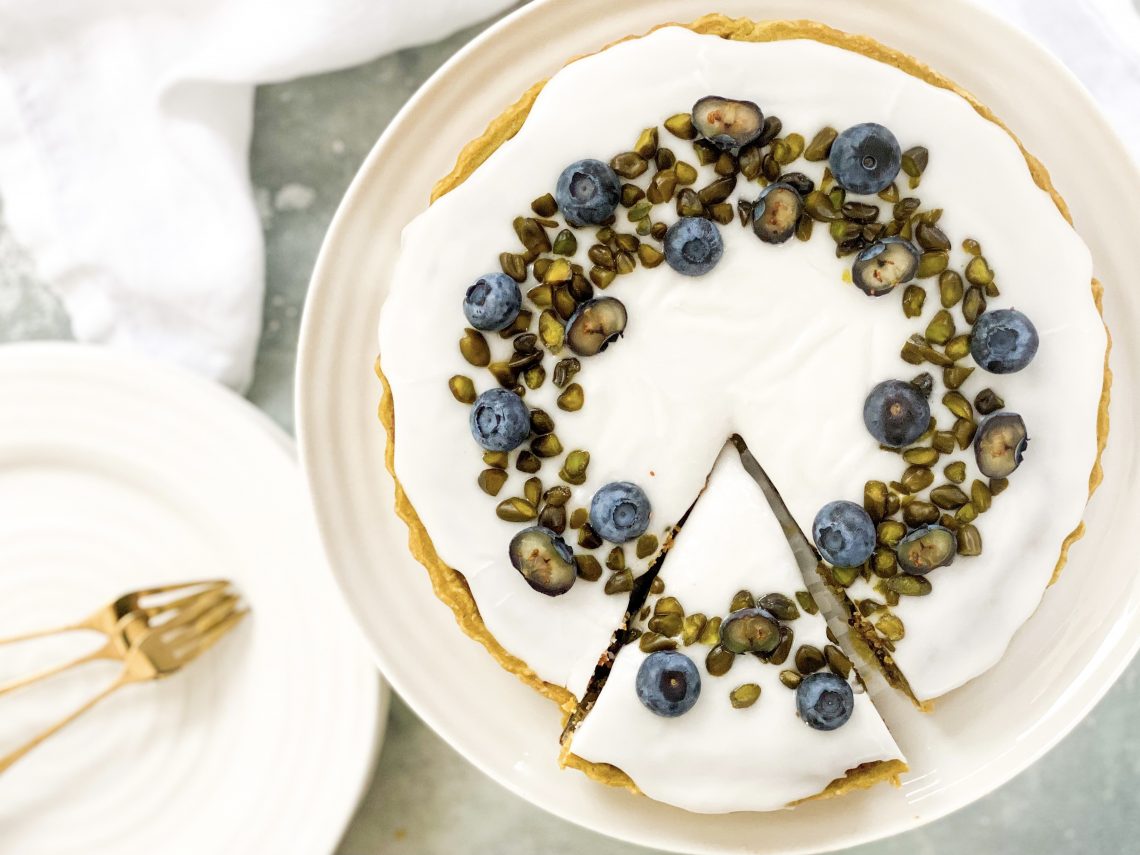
[0,591,248,774]
[0,580,230,697]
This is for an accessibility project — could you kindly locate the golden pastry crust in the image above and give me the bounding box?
[377,363,578,716]
[558,735,908,805]
[558,744,640,796]
[378,13,1110,805]
[792,759,908,805]
[1053,276,1110,584]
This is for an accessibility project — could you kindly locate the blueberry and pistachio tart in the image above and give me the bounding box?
[377,14,1109,812]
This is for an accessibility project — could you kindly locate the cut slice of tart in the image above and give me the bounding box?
[563,445,906,813]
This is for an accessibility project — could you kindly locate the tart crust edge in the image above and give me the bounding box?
[377,360,579,716]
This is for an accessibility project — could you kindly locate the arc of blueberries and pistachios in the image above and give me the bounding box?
[448,95,1039,729]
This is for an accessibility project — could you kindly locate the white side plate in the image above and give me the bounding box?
[0,342,382,855]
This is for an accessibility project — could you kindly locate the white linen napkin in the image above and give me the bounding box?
[0,0,1136,390]
[0,0,514,390]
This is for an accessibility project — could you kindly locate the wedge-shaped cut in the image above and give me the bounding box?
[564,446,905,812]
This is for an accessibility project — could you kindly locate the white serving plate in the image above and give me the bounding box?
[295,1,1140,851]
[0,343,382,855]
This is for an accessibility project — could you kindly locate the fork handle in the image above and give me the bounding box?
[0,672,132,775]
[0,622,92,646]
[0,641,117,698]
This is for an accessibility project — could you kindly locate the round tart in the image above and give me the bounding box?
[376,15,1109,811]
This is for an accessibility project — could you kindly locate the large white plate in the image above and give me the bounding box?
[0,343,382,855]
[295,1,1140,851]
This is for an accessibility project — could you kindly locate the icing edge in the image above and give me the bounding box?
[559,738,908,808]
[435,14,1069,222]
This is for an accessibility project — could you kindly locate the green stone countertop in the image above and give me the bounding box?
[0,9,1135,855]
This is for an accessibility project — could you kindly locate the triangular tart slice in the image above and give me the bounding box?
[563,445,906,812]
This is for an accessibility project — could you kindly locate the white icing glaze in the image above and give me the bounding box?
[570,445,904,813]
[379,28,1105,702]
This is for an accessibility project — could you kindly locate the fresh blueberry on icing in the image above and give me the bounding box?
[690,96,764,150]
[796,672,855,731]
[863,379,931,448]
[589,481,651,543]
[636,649,701,717]
[462,272,522,331]
[812,501,876,568]
[555,159,621,227]
[751,182,803,245]
[509,526,576,596]
[970,308,1039,374]
[468,388,529,452]
[896,525,957,575]
[664,217,723,276]
[974,412,1029,478]
[852,237,920,296]
[829,123,902,195]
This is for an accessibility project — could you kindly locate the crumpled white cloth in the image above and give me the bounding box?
[0,0,1136,390]
[0,0,514,389]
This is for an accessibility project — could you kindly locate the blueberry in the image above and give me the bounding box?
[863,379,931,447]
[829,123,902,195]
[566,297,627,356]
[720,607,781,654]
[896,525,956,575]
[751,182,803,244]
[974,412,1029,478]
[691,96,764,150]
[664,217,723,276]
[469,388,529,452]
[812,501,875,568]
[796,672,855,731]
[589,481,651,543]
[970,309,1039,374]
[636,650,701,717]
[852,238,919,296]
[555,159,620,227]
[509,526,576,596]
[462,272,522,331]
